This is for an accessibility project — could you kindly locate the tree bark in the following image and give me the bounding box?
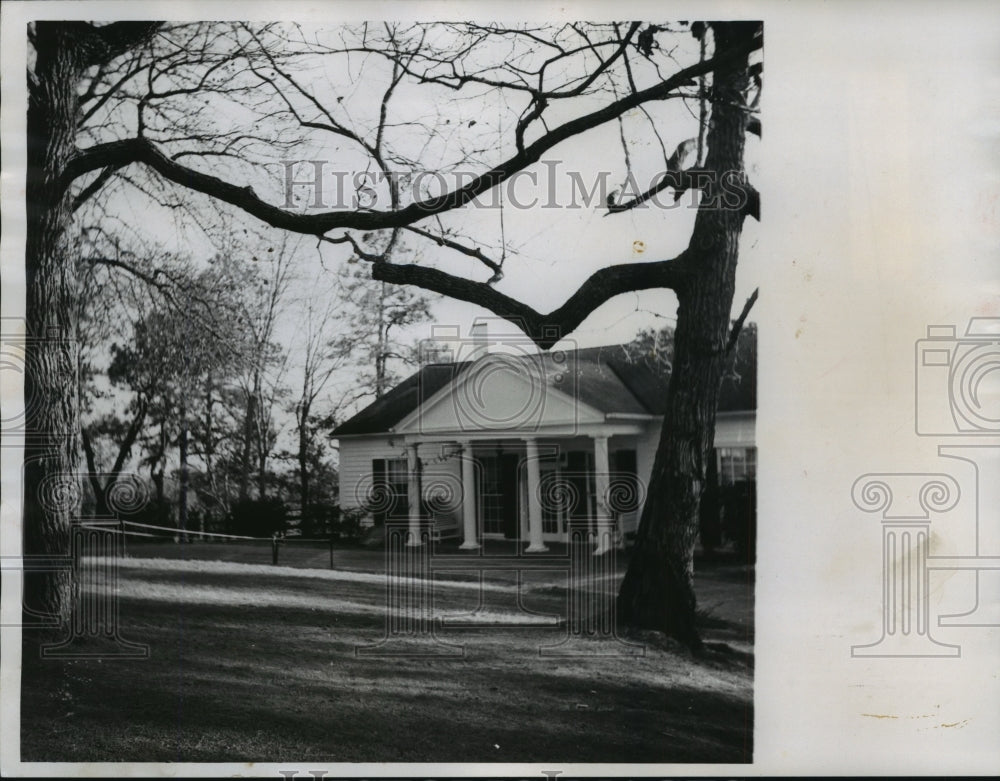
[24,20,160,624]
[297,397,311,518]
[239,388,256,502]
[178,398,189,541]
[616,21,757,651]
[23,25,91,622]
[81,428,110,516]
[80,400,146,517]
[203,373,215,533]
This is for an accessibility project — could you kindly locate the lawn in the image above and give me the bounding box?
[19,541,753,763]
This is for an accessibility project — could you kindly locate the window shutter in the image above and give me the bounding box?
[372,458,386,525]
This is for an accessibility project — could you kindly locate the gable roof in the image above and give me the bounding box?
[332,331,756,437]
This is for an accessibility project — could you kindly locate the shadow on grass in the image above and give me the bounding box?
[20,559,752,764]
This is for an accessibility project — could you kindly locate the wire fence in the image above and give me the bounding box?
[79,519,339,569]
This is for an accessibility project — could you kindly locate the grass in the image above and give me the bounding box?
[19,541,753,763]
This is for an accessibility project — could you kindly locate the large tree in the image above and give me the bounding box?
[25,20,761,647]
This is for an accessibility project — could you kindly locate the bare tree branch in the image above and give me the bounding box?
[400,224,503,278]
[726,287,759,353]
[371,251,693,348]
[62,31,762,236]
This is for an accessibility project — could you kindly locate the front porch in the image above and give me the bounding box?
[397,434,643,555]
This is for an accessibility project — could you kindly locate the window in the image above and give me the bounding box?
[715,447,757,486]
[477,454,518,536]
[372,458,409,523]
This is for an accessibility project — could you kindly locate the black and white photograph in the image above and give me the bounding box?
[7,10,760,767]
[0,1,997,777]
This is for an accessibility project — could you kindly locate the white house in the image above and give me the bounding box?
[333,327,756,554]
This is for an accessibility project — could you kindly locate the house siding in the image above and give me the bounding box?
[338,436,407,511]
[629,414,755,521]
[336,415,754,542]
[714,412,755,447]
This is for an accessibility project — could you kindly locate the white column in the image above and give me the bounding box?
[593,435,613,555]
[459,441,480,550]
[406,443,422,546]
[524,438,547,552]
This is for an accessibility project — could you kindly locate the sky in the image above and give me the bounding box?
[80,21,762,441]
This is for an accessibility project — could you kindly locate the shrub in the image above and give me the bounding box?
[333,506,370,543]
[229,497,287,538]
[300,502,337,538]
[721,480,756,562]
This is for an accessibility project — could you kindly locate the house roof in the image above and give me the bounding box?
[332,330,756,437]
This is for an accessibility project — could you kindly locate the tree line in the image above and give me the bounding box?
[76,230,436,538]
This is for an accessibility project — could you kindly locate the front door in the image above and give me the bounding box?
[477,453,521,540]
[498,453,520,539]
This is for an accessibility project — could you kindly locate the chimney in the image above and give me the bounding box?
[470,319,489,361]
[417,338,442,366]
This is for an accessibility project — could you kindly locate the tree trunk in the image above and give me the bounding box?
[375,282,387,398]
[23,20,160,624]
[81,401,147,518]
[150,420,167,507]
[616,22,756,651]
[298,398,311,518]
[178,398,189,542]
[203,373,214,534]
[257,448,268,501]
[239,388,256,502]
[81,428,110,516]
[22,25,92,623]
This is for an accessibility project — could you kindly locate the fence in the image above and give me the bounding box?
[39,518,149,659]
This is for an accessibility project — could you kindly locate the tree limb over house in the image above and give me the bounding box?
[25,19,762,650]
